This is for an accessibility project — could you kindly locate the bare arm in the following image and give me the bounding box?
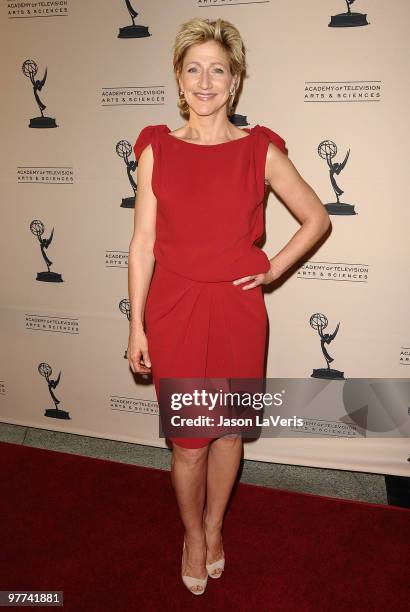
[128,144,156,329]
[127,144,156,372]
[265,142,331,276]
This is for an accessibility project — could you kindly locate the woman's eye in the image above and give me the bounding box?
[187,67,224,73]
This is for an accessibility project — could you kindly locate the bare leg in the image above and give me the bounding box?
[171,443,209,580]
[204,434,243,566]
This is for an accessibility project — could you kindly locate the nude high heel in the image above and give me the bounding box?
[205,544,225,579]
[203,510,225,579]
[181,539,208,595]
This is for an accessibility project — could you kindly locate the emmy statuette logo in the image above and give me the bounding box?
[22,59,58,128]
[39,362,70,420]
[118,1,151,38]
[329,0,369,28]
[310,313,345,380]
[30,220,63,282]
[119,298,131,358]
[318,140,357,216]
[116,139,137,208]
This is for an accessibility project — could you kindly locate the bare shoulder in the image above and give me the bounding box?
[136,142,154,194]
[266,140,288,161]
[264,141,290,183]
[138,141,154,163]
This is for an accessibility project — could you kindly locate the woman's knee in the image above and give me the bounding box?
[217,433,242,443]
[171,442,209,465]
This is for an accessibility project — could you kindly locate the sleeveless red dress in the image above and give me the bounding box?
[133,124,287,448]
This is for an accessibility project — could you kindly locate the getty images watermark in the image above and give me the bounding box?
[158,378,410,440]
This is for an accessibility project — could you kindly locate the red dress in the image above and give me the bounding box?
[133,124,287,448]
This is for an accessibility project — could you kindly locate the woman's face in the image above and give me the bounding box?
[178,40,236,116]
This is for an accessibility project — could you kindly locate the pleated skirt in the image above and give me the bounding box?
[144,262,268,448]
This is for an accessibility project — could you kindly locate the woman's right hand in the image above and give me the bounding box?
[128,327,152,375]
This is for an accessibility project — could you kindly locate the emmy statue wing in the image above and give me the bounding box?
[39,67,47,90]
[329,322,340,341]
[335,150,350,174]
[44,227,54,247]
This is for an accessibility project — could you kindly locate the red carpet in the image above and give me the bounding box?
[0,440,409,611]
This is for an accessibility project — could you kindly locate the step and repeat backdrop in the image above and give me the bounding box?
[1,1,409,476]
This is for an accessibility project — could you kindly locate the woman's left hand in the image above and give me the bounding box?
[232,264,282,290]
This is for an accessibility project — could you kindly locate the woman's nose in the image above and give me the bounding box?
[199,73,211,89]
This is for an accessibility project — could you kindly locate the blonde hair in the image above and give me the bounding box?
[172,17,247,118]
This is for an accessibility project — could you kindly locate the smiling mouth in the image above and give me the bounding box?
[194,93,217,100]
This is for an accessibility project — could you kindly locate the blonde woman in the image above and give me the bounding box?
[128,17,330,595]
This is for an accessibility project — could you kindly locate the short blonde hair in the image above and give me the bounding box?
[172,17,247,118]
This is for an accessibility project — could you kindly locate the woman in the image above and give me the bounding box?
[127,17,330,595]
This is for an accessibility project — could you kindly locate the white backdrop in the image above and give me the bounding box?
[1,0,409,476]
